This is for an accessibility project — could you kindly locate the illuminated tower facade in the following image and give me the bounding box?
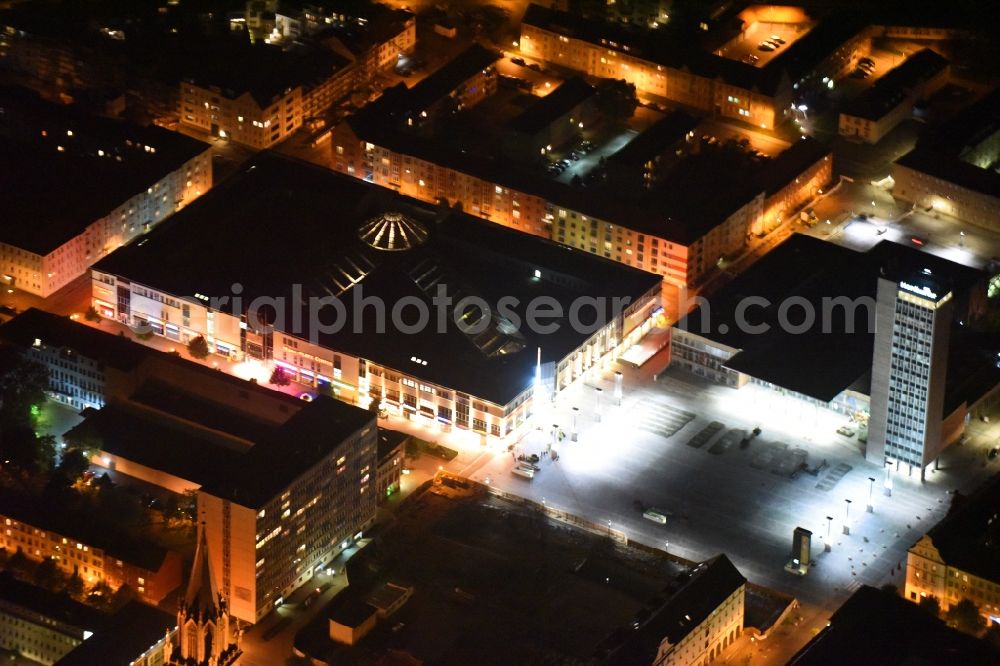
[867,269,952,481]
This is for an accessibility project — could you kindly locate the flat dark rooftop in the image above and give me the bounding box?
[0,87,208,255]
[130,380,275,445]
[377,428,408,462]
[204,395,375,508]
[0,308,149,371]
[404,43,498,114]
[507,77,595,135]
[325,589,377,628]
[678,235,985,402]
[788,585,999,665]
[180,38,351,106]
[67,390,373,508]
[608,110,699,168]
[55,600,176,666]
[842,49,948,121]
[94,153,661,405]
[65,403,248,490]
[0,487,168,572]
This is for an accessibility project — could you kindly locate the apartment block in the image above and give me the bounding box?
[0,86,211,297]
[839,49,949,144]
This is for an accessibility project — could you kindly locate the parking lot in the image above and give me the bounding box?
[716,19,813,68]
[466,357,1000,612]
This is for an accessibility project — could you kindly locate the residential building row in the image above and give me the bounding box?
[86,153,662,444]
[0,86,212,297]
[0,488,183,607]
[0,0,415,149]
[891,87,1000,232]
[331,45,833,291]
[519,4,870,130]
[178,5,415,148]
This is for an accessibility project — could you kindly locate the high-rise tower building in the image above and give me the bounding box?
[867,268,953,480]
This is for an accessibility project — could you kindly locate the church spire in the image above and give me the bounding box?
[185,525,221,621]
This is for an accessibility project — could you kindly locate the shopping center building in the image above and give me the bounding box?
[91,154,662,443]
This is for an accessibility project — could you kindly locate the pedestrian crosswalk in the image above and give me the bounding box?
[632,399,696,438]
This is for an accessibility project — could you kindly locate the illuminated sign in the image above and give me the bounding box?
[900,281,937,300]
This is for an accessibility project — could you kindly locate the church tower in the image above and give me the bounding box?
[168,526,242,666]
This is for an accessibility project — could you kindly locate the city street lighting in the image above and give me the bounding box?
[960,230,966,248]
[824,515,833,552]
[884,462,894,497]
[843,499,852,535]
[867,476,876,513]
[571,406,579,441]
[595,387,603,422]
[614,371,623,406]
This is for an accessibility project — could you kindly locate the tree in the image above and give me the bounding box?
[595,79,638,121]
[0,347,48,427]
[6,548,31,577]
[49,448,90,488]
[918,595,941,617]
[84,306,101,323]
[270,366,291,386]
[0,424,46,475]
[33,557,62,590]
[187,335,210,360]
[64,572,85,599]
[947,598,984,635]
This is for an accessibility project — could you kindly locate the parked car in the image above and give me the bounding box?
[769,35,786,45]
[758,42,776,52]
[511,57,526,66]
[836,426,856,437]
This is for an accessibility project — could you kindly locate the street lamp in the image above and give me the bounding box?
[595,387,603,422]
[884,462,893,497]
[871,200,877,218]
[959,230,966,248]
[824,515,833,552]
[614,371,623,406]
[843,499,852,535]
[867,476,875,513]
[571,407,579,441]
